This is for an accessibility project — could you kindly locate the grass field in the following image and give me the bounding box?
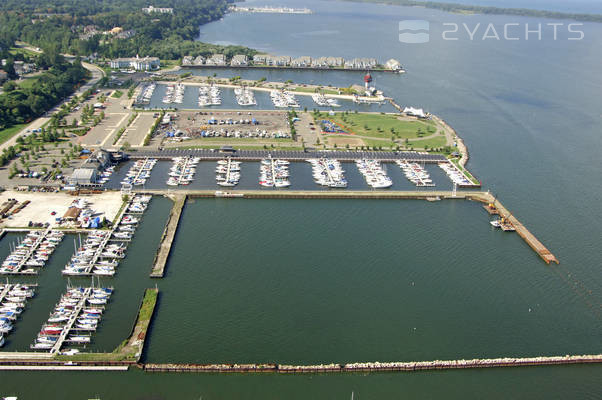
[111,90,124,98]
[0,123,28,145]
[316,112,440,140]
[18,76,40,89]
[293,87,340,95]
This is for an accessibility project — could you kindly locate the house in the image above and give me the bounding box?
[193,56,205,66]
[265,55,290,66]
[182,56,194,66]
[230,55,248,66]
[252,54,268,64]
[291,56,312,67]
[205,54,226,66]
[63,206,82,220]
[311,57,328,68]
[345,58,378,69]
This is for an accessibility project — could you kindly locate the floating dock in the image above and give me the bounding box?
[150,194,186,278]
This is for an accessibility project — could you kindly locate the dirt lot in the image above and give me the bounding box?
[0,190,123,228]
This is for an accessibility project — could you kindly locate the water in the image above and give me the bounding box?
[2,0,602,397]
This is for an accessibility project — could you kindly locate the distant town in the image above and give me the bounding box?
[228,5,313,14]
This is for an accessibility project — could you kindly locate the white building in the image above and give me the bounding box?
[142,5,173,14]
[205,54,226,66]
[110,56,160,71]
[230,55,249,66]
[291,56,312,67]
[403,107,426,118]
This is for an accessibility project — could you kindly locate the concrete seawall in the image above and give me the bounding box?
[150,194,186,278]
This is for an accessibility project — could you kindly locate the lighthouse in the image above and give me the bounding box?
[363,72,372,90]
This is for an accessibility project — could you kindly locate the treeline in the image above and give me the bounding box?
[0,57,88,130]
[342,0,602,23]
[0,0,257,60]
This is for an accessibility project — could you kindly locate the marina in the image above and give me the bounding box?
[121,158,158,187]
[234,86,257,106]
[31,285,113,353]
[308,158,347,188]
[216,158,241,187]
[259,158,291,188]
[167,156,200,186]
[0,283,36,347]
[397,160,435,187]
[197,84,222,107]
[162,83,185,105]
[62,195,152,276]
[355,159,392,189]
[0,229,64,275]
[270,90,300,108]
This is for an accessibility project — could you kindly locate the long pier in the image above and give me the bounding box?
[49,287,92,354]
[133,189,557,264]
[143,354,602,373]
[150,194,186,278]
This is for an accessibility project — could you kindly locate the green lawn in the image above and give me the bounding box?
[160,59,180,70]
[407,136,448,149]
[18,76,40,89]
[293,87,340,95]
[111,90,124,98]
[0,123,28,145]
[317,112,440,140]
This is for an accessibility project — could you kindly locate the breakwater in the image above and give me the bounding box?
[150,194,186,277]
[143,354,602,373]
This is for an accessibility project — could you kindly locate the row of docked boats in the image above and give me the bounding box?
[396,160,434,187]
[97,165,115,186]
[163,83,185,104]
[167,156,200,186]
[438,161,473,186]
[198,84,222,107]
[216,159,241,187]
[137,83,156,105]
[307,158,348,188]
[31,286,113,351]
[62,195,150,276]
[235,87,257,106]
[356,159,393,188]
[121,158,158,186]
[0,284,36,347]
[0,230,64,275]
[259,159,291,188]
[271,90,299,108]
[311,93,340,107]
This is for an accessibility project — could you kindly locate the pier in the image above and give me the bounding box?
[150,194,186,278]
[1,227,60,275]
[49,287,92,354]
[143,353,602,373]
[133,189,558,265]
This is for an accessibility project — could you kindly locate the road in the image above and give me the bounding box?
[0,49,106,152]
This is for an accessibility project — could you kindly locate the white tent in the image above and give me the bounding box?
[403,106,426,118]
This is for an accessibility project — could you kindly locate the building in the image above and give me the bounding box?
[0,70,7,83]
[265,55,290,66]
[68,168,98,186]
[193,56,205,66]
[205,54,227,66]
[385,59,403,71]
[252,54,268,64]
[182,56,194,66]
[63,206,82,221]
[345,58,378,69]
[142,5,173,14]
[291,56,312,67]
[109,56,160,71]
[230,55,248,66]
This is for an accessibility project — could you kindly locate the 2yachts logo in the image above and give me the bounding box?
[399,20,585,43]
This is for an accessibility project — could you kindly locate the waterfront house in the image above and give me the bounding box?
[253,54,268,64]
[182,56,194,66]
[230,55,249,66]
[291,56,312,67]
[193,56,205,65]
[206,54,227,66]
[268,56,291,66]
[345,58,378,69]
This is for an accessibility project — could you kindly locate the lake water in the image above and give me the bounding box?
[1,0,602,398]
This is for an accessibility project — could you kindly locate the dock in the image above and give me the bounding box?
[485,196,559,264]
[49,287,92,354]
[150,194,186,278]
[133,189,558,265]
[1,227,59,275]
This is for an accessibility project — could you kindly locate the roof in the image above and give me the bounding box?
[71,168,96,180]
[63,206,81,219]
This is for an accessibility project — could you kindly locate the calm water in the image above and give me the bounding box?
[2,0,602,398]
